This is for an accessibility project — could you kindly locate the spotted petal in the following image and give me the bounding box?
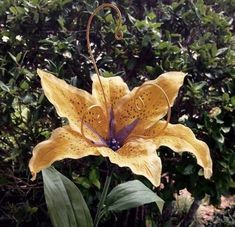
[144,121,213,179]
[92,74,130,108]
[29,126,100,180]
[114,72,186,133]
[97,139,162,187]
[37,69,108,139]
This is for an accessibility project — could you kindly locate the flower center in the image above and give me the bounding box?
[81,108,139,150]
[106,108,139,151]
[108,138,121,151]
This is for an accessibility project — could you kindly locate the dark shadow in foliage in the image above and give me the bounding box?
[0,0,234,226]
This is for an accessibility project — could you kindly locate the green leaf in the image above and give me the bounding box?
[183,165,194,175]
[89,168,100,189]
[42,167,93,227]
[147,12,156,20]
[74,176,91,189]
[105,180,164,213]
[0,81,10,92]
[146,65,156,74]
[57,16,66,31]
[231,96,235,106]
[8,52,18,64]
[127,13,136,24]
[216,47,228,56]
[16,52,22,63]
[9,6,18,15]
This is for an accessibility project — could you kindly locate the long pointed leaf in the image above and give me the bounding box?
[105,180,164,213]
[42,167,93,227]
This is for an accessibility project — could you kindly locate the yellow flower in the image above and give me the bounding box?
[29,69,212,187]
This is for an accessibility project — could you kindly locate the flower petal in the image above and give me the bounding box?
[37,69,108,139]
[114,72,186,133]
[29,126,100,180]
[144,121,213,179]
[97,139,162,187]
[92,74,129,107]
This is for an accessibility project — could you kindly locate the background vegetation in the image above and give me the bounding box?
[0,0,234,226]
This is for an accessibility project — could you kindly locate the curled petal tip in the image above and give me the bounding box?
[37,68,49,79]
[36,68,44,76]
[30,172,37,181]
[204,168,213,179]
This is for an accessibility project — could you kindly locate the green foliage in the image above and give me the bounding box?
[0,0,234,226]
[42,167,93,227]
[73,166,101,189]
[105,180,164,213]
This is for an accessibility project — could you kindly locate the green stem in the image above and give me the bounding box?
[94,170,112,227]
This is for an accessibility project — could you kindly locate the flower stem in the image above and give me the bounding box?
[94,170,112,227]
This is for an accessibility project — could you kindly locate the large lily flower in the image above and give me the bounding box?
[29,69,212,187]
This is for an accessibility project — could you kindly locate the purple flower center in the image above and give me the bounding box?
[108,138,121,151]
[86,108,139,151]
[105,108,139,151]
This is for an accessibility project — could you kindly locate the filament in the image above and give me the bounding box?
[80,105,107,146]
[86,3,123,115]
[128,83,171,141]
[135,96,145,111]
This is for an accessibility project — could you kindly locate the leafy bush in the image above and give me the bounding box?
[0,0,234,226]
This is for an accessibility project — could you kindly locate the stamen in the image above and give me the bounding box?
[80,105,107,146]
[135,96,145,111]
[86,3,123,115]
[108,108,115,139]
[115,118,139,145]
[81,4,123,147]
[128,83,171,140]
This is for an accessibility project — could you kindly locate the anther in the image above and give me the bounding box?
[111,138,117,143]
[109,138,121,151]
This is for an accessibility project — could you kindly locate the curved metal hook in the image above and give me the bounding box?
[80,105,107,146]
[86,3,123,115]
[127,83,171,140]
